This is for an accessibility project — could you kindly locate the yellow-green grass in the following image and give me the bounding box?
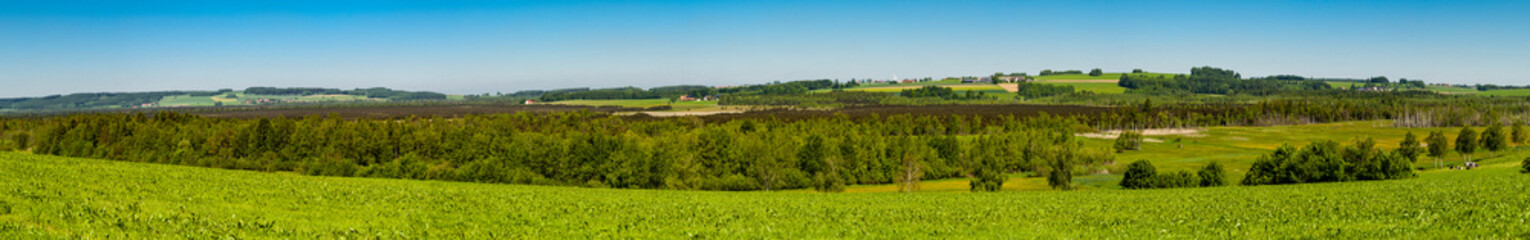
[846,84,1006,93]
[1427,85,1479,94]
[1031,72,1179,81]
[1031,81,1127,94]
[4,151,1528,238]
[1479,88,1530,97]
[842,120,1530,193]
[546,98,719,111]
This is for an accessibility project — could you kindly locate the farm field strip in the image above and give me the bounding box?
[2,152,1527,238]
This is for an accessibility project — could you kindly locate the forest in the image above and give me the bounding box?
[1117,67,1333,95]
[18,111,1113,191]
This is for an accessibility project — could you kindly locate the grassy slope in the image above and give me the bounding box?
[837,120,1530,193]
[3,151,1528,238]
[1031,72,1180,81]
[1479,88,1530,97]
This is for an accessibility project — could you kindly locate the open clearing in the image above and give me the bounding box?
[3,151,1527,238]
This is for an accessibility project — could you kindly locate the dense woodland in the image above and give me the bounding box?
[13,111,1116,191]
[1118,67,1332,95]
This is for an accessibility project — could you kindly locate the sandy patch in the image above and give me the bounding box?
[998,83,1019,93]
[1076,128,1203,139]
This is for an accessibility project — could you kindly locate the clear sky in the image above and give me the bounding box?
[2,0,1527,98]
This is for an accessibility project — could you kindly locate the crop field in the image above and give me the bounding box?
[3,152,1528,238]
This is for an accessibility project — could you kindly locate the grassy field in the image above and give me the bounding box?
[1031,72,1180,81]
[545,99,720,111]
[1479,88,1530,97]
[831,120,1530,193]
[3,151,1528,238]
[1031,81,1128,94]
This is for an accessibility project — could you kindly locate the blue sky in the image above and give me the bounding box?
[1,0,1527,97]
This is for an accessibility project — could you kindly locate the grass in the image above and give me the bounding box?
[1479,88,1530,97]
[3,151,1528,238]
[545,99,720,111]
[1031,81,1127,94]
[838,120,1530,193]
[1031,72,1180,81]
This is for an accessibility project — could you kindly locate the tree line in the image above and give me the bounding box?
[20,111,1114,192]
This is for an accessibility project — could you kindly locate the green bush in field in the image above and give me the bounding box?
[1480,124,1507,153]
[1521,157,1529,173]
[1120,160,1157,189]
[1156,171,1199,188]
[1396,132,1424,162]
[1198,161,1226,187]
[1456,127,1478,161]
[1243,139,1416,186]
[9,133,26,151]
[1113,131,1143,153]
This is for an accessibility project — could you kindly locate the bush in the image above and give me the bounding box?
[1521,157,1529,174]
[1113,131,1143,153]
[11,133,29,150]
[1242,140,1416,186]
[1156,171,1199,188]
[1198,162,1225,187]
[1120,160,1157,189]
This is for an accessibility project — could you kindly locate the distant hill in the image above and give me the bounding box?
[0,87,446,113]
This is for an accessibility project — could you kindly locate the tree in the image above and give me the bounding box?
[1425,131,1449,167]
[1113,131,1143,153]
[1368,76,1389,84]
[1456,127,1478,162]
[1511,121,1526,149]
[1040,69,1054,76]
[1088,68,1103,77]
[969,140,1006,192]
[1120,160,1157,189]
[1047,154,1074,190]
[1397,132,1424,162]
[10,133,28,151]
[1132,69,1144,73]
[1198,162,1225,187]
[897,139,929,192]
[1481,124,1507,154]
[1522,157,1530,174]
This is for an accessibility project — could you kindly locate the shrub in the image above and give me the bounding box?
[1198,162,1226,187]
[1521,157,1529,174]
[1120,160,1157,189]
[1156,171,1199,188]
[11,133,28,150]
[1243,140,1416,186]
[1047,156,1075,191]
[1113,131,1143,153]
